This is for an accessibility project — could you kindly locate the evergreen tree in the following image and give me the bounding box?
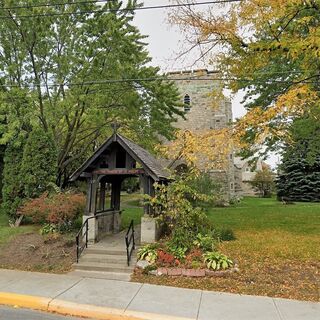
[276,114,320,202]
[20,128,58,198]
[2,138,25,218]
[0,145,5,194]
[277,156,320,202]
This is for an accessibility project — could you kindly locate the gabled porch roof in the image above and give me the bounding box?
[70,133,169,182]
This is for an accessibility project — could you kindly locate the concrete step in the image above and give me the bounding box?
[85,248,128,255]
[73,261,135,273]
[80,254,128,264]
[69,270,131,282]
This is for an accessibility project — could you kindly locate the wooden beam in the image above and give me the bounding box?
[93,168,145,175]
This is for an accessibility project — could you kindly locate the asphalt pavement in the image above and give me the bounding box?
[0,305,85,320]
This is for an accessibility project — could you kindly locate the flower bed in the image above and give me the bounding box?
[136,241,238,278]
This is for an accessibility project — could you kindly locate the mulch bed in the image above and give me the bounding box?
[131,259,320,302]
[0,232,76,273]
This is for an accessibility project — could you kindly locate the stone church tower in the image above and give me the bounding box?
[167,69,235,199]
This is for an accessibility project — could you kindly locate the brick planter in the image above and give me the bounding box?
[182,269,206,277]
[149,265,240,278]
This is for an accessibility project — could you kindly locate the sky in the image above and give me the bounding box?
[132,1,279,167]
[132,1,247,119]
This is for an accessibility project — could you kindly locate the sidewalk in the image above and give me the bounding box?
[0,269,318,320]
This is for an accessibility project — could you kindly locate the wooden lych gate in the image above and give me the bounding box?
[70,132,169,247]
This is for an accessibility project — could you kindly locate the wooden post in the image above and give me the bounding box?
[85,178,92,215]
[90,174,98,214]
[142,176,154,215]
[99,180,106,211]
[110,179,122,211]
[110,178,122,233]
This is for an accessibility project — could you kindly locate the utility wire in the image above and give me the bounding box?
[0,0,112,10]
[0,76,319,89]
[0,0,242,19]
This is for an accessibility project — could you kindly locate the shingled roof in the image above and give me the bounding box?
[70,133,170,182]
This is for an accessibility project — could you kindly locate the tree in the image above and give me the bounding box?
[250,166,274,198]
[20,128,58,198]
[149,170,219,249]
[276,114,320,202]
[0,0,182,186]
[1,137,25,219]
[171,0,320,157]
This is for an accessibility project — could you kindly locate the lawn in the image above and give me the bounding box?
[120,193,143,230]
[0,212,36,246]
[121,207,143,230]
[132,197,320,302]
[208,197,320,235]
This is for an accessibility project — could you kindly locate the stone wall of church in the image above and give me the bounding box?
[168,69,235,200]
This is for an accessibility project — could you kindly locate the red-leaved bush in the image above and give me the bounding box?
[185,248,203,263]
[157,250,177,266]
[18,192,85,226]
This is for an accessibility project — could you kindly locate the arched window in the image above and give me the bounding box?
[175,164,188,174]
[184,94,191,112]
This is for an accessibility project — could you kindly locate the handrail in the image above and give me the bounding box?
[125,220,135,266]
[76,208,118,263]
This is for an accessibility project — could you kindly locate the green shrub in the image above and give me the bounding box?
[193,233,217,251]
[191,261,203,269]
[203,252,233,270]
[40,223,58,235]
[185,172,222,207]
[218,228,236,241]
[167,245,187,261]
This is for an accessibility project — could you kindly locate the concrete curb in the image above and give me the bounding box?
[0,292,50,312]
[0,292,191,320]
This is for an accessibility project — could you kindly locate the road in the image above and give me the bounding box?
[0,306,89,320]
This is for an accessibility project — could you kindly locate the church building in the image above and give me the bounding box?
[167,69,236,200]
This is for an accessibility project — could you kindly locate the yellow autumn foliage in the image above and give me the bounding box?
[171,0,320,151]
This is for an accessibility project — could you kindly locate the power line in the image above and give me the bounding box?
[0,0,111,10]
[0,76,319,89]
[0,0,242,19]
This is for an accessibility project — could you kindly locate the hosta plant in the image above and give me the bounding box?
[137,244,159,264]
[193,233,217,252]
[203,252,233,271]
[167,245,187,261]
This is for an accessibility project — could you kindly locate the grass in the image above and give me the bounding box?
[121,207,143,230]
[207,197,320,235]
[120,193,144,230]
[132,197,320,301]
[0,212,37,246]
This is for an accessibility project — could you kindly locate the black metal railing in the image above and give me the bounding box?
[125,219,135,266]
[76,208,116,263]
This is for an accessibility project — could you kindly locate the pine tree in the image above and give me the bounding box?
[276,115,320,202]
[277,155,320,202]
